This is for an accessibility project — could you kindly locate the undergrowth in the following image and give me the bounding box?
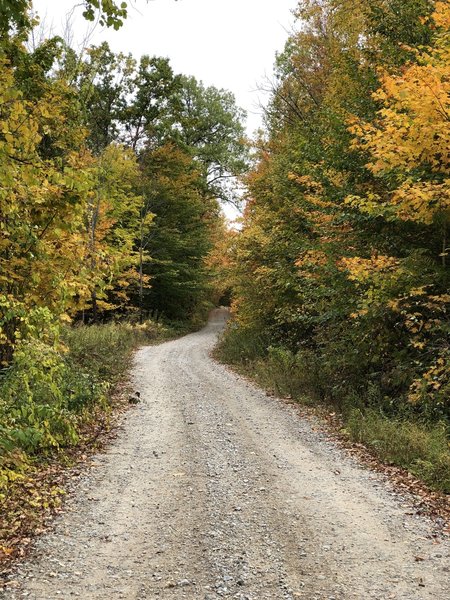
[0,318,183,560]
[215,325,450,494]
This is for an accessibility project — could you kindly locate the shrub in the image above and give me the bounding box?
[0,318,173,498]
[0,340,82,454]
[215,323,269,365]
[217,323,450,492]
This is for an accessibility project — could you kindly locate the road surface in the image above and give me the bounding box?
[2,309,449,599]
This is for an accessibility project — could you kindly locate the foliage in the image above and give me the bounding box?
[165,75,249,204]
[1,23,246,335]
[347,2,450,228]
[0,317,174,496]
[72,43,136,155]
[81,144,146,319]
[65,41,247,320]
[0,57,90,360]
[216,333,450,492]
[0,1,30,37]
[0,316,179,564]
[346,410,450,492]
[0,0,130,36]
[218,0,450,489]
[61,319,169,383]
[0,0,247,536]
[81,0,129,30]
[138,143,217,320]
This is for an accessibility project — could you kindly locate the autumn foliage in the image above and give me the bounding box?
[0,4,247,517]
[219,0,450,489]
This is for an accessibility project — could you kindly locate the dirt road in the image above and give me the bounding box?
[2,309,449,599]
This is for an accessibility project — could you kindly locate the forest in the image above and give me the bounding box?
[217,0,450,491]
[0,0,247,532]
[0,0,449,560]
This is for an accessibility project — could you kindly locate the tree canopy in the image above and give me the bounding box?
[220,0,450,425]
[0,2,248,364]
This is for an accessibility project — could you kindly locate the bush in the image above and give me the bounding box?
[0,318,175,498]
[215,323,269,365]
[62,320,168,383]
[250,347,318,401]
[0,340,83,455]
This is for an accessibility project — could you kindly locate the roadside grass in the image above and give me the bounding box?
[215,330,450,494]
[61,319,175,384]
[0,318,187,567]
[345,410,450,492]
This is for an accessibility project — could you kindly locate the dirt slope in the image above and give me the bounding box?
[2,309,449,600]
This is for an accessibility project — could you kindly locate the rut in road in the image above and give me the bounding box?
[2,309,449,600]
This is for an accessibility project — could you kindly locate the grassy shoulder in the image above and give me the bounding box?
[0,318,189,569]
[214,325,450,495]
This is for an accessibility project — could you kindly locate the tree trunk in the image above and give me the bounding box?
[92,289,98,324]
[139,241,144,325]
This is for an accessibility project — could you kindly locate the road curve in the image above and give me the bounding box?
[2,309,449,600]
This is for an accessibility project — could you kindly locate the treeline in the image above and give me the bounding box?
[219,0,449,490]
[0,2,246,507]
[1,37,246,349]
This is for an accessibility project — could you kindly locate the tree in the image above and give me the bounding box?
[0,0,128,36]
[165,76,249,205]
[0,0,30,36]
[347,2,450,247]
[121,55,181,152]
[0,59,92,361]
[221,0,450,421]
[366,0,434,65]
[138,143,218,320]
[81,144,145,321]
[73,43,135,155]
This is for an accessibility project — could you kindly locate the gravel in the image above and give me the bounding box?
[1,308,449,599]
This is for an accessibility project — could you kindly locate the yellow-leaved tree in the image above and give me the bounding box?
[347,2,450,253]
[81,144,147,321]
[343,2,450,410]
[0,59,93,363]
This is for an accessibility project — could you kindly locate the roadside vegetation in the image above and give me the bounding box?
[216,337,450,492]
[0,318,189,562]
[216,0,450,493]
[0,1,247,563]
[1,0,449,567]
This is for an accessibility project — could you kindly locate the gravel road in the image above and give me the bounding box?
[2,309,449,600]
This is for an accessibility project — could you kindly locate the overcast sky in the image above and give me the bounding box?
[32,0,297,135]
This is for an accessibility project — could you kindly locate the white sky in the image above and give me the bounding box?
[33,0,298,135]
